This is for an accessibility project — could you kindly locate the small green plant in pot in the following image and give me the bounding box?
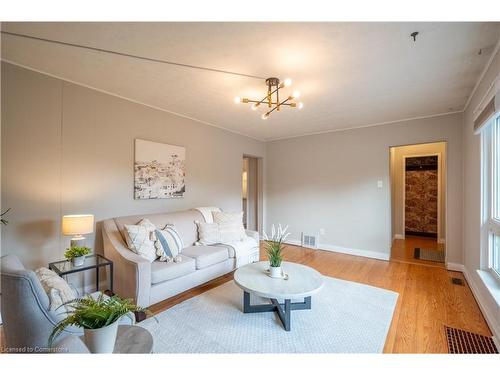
[49,293,146,353]
[64,246,91,267]
[264,224,290,278]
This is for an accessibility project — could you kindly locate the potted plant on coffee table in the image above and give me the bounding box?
[49,293,146,353]
[64,246,92,267]
[264,224,290,278]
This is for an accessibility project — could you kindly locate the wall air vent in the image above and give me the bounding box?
[301,233,317,249]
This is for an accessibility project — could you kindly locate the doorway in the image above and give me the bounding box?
[242,156,259,231]
[389,142,446,266]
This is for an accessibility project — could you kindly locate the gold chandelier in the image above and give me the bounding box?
[234,77,303,120]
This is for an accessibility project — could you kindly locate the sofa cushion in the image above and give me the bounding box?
[181,246,229,270]
[123,219,157,262]
[154,225,184,261]
[195,221,220,245]
[150,255,196,284]
[213,211,246,242]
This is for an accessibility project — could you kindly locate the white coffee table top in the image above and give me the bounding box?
[234,261,324,300]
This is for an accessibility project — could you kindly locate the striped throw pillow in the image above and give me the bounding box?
[154,224,184,262]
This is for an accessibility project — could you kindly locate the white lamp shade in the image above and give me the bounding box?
[62,214,94,236]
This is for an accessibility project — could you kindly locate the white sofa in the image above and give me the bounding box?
[102,209,260,307]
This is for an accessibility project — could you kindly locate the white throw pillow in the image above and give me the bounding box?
[212,211,246,242]
[123,218,157,262]
[35,267,77,314]
[195,221,220,245]
[154,224,184,262]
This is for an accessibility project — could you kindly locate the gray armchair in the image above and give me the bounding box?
[0,254,82,352]
[1,254,135,353]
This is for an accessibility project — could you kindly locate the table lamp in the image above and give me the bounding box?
[62,214,94,248]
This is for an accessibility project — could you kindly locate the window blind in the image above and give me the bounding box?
[474,74,499,134]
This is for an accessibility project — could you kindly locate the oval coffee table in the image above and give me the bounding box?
[234,261,324,331]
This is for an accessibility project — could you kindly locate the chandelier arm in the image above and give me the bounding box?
[265,96,295,117]
[246,100,295,106]
[276,86,280,111]
[252,86,282,107]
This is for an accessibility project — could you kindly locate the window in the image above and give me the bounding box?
[482,112,500,280]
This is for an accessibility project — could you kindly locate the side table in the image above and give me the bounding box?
[49,254,114,294]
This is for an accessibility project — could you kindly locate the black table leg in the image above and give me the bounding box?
[110,262,114,294]
[284,299,291,331]
[96,266,100,292]
[243,291,311,331]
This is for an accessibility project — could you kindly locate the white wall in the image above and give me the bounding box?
[391,142,446,242]
[1,62,266,270]
[266,112,463,262]
[462,44,500,341]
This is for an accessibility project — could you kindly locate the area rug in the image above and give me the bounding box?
[138,276,399,353]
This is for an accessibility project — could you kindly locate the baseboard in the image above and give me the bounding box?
[284,239,302,247]
[319,243,390,261]
[284,239,390,261]
[394,234,405,240]
[462,267,500,347]
[446,263,465,272]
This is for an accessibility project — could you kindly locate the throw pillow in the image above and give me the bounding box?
[195,221,220,245]
[123,218,157,262]
[154,224,184,262]
[35,267,77,314]
[213,211,246,242]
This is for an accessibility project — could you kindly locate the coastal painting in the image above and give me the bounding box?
[134,139,186,199]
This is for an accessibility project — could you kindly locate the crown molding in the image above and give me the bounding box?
[463,36,500,112]
[265,110,463,142]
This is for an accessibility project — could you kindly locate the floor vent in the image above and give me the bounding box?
[301,233,317,249]
[445,326,498,354]
[451,277,464,286]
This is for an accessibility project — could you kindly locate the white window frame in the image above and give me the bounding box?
[481,111,500,282]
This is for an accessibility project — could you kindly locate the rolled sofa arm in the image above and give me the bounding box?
[102,219,151,307]
[245,229,260,243]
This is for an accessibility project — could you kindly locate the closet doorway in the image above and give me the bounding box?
[242,156,260,232]
[389,142,447,266]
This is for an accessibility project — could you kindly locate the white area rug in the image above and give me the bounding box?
[139,277,398,353]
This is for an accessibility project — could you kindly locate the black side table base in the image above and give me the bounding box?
[243,291,311,331]
[134,311,147,323]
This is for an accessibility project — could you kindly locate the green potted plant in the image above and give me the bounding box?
[64,246,92,267]
[264,224,290,278]
[49,293,146,353]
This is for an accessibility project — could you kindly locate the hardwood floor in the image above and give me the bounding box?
[391,236,445,268]
[0,243,492,353]
[150,243,490,353]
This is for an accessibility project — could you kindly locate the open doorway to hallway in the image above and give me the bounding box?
[389,142,447,267]
[242,156,260,231]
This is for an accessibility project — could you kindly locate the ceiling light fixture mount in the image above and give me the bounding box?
[235,77,303,119]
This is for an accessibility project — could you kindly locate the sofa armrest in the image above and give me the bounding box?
[245,229,260,243]
[102,219,151,307]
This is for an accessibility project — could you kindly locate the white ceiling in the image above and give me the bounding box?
[2,22,499,141]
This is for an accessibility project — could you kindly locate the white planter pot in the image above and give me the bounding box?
[269,266,282,278]
[72,256,85,267]
[83,320,119,353]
